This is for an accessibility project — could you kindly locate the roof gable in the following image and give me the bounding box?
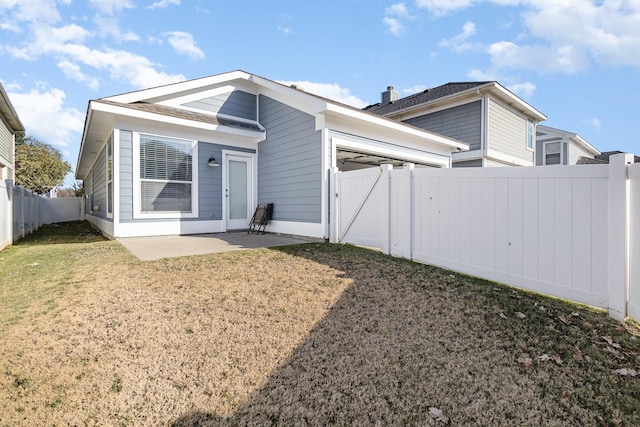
[0,83,25,132]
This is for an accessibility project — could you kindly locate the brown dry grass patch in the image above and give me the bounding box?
[1,222,639,426]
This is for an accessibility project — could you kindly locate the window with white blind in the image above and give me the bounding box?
[544,141,562,165]
[133,133,198,218]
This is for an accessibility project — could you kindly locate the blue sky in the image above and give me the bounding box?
[1,0,639,183]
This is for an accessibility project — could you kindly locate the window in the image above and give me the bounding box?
[134,133,197,218]
[106,137,113,217]
[545,141,561,165]
[526,120,534,150]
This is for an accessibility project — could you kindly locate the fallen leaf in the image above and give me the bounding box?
[499,312,507,320]
[611,418,623,427]
[552,355,563,365]
[571,312,580,317]
[537,354,551,362]
[558,315,571,325]
[602,336,614,345]
[573,349,584,361]
[559,367,572,375]
[428,407,450,424]
[561,390,571,399]
[518,354,533,367]
[596,415,608,427]
[515,312,526,319]
[613,368,638,377]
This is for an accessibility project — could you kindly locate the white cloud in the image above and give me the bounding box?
[582,117,602,131]
[57,60,100,90]
[278,25,293,35]
[0,0,62,25]
[416,0,476,16]
[487,41,589,74]
[439,21,477,52]
[164,31,204,60]
[278,81,368,108]
[419,0,640,71]
[384,3,415,36]
[148,0,180,9]
[8,85,84,151]
[402,84,429,94]
[467,68,536,98]
[507,81,536,99]
[87,0,138,40]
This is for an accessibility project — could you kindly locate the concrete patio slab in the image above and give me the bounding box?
[118,232,311,261]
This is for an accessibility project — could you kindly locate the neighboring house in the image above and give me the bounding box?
[0,83,24,182]
[0,82,25,251]
[576,151,640,165]
[76,70,467,239]
[364,82,547,168]
[536,125,600,166]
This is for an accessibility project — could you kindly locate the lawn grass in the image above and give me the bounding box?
[0,222,639,426]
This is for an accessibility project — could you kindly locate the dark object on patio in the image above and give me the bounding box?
[248,203,273,234]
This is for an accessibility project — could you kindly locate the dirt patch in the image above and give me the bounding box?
[1,224,639,426]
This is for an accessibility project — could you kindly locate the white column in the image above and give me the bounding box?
[608,153,634,320]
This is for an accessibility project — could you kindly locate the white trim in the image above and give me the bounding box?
[132,132,199,219]
[331,134,451,168]
[486,148,535,166]
[116,220,224,238]
[452,149,483,162]
[104,71,252,104]
[112,130,120,236]
[222,150,257,231]
[86,214,114,239]
[264,220,325,239]
[543,140,563,166]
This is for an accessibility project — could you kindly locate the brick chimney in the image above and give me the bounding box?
[381,86,399,104]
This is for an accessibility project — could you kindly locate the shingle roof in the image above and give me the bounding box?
[364,81,492,116]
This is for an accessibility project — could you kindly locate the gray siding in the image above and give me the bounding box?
[183,90,256,120]
[119,130,133,220]
[198,142,255,221]
[452,159,483,168]
[258,95,322,223]
[487,99,533,164]
[404,101,482,151]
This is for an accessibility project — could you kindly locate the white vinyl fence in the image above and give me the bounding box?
[0,180,86,250]
[333,154,639,322]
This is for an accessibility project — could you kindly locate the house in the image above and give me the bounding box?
[76,70,467,239]
[576,151,640,165]
[0,82,25,251]
[364,82,547,168]
[0,83,24,182]
[535,125,600,165]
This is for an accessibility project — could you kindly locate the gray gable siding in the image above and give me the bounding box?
[258,95,322,223]
[183,90,256,120]
[403,101,482,151]
[487,99,533,163]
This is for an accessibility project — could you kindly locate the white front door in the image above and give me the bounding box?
[224,152,255,230]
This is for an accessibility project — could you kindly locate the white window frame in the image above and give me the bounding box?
[132,132,199,219]
[526,120,534,151]
[543,141,563,165]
